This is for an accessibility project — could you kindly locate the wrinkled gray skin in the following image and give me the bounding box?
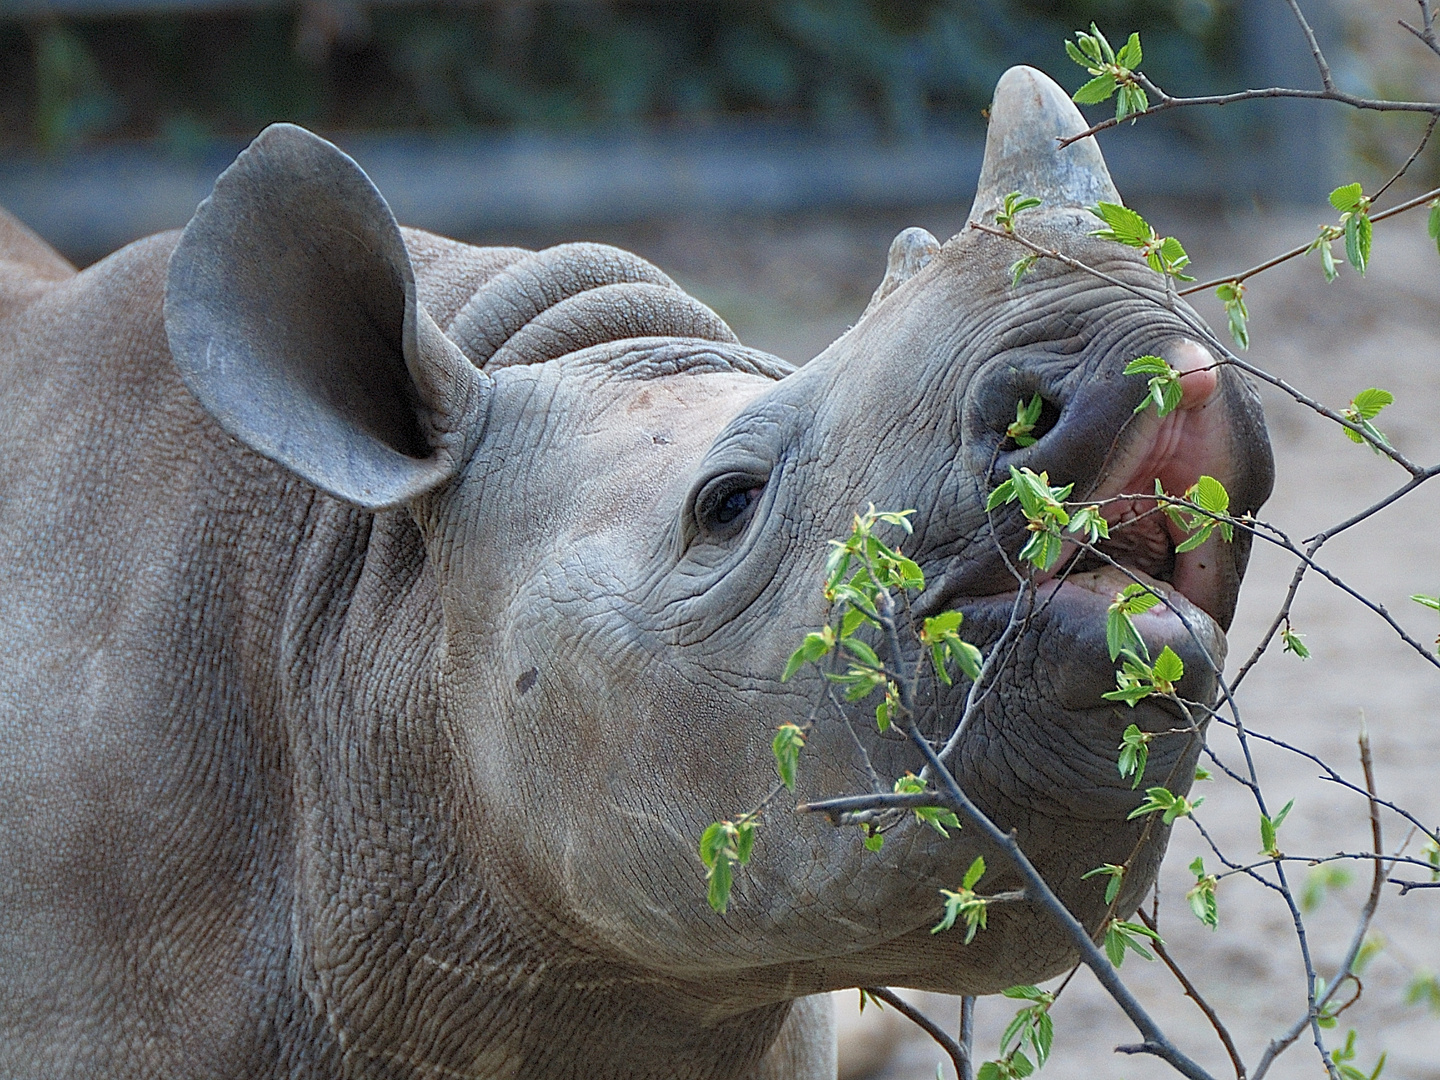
[0,68,1272,1078]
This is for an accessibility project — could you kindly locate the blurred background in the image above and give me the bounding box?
[4,2,1439,1078]
[0,0,1398,273]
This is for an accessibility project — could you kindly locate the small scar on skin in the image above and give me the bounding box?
[516,668,539,694]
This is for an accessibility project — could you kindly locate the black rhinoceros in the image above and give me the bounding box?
[0,67,1271,1078]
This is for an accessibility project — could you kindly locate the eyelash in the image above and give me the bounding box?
[699,478,766,533]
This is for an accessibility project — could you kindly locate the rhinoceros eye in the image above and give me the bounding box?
[717,486,761,523]
[696,474,767,535]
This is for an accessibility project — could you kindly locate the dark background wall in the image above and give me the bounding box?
[0,0,1344,262]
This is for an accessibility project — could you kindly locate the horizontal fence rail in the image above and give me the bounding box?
[2,123,1243,264]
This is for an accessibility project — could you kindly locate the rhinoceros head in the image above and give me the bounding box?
[164,64,1271,1032]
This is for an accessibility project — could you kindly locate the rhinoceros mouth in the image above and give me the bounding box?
[1040,357,1240,629]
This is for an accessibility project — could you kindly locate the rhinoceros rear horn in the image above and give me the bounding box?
[165,123,488,510]
[969,65,1121,225]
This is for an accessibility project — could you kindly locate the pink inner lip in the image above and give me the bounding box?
[1036,340,1235,623]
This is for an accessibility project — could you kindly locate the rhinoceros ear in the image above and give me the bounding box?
[969,65,1121,224]
[165,123,488,510]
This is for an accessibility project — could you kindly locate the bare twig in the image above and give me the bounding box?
[959,996,976,1080]
[1400,0,1440,58]
[1391,878,1440,894]
[1250,728,1391,1080]
[1284,0,1336,91]
[860,988,972,1079]
[1136,908,1248,1080]
[1373,114,1438,202]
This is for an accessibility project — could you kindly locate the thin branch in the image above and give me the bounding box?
[1372,114,1438,202]
[1058,87,1438,149]
[1199,708,1440,848]
[1284,0,1336,91]
[1250,729,1390,1080]
[1181,185,1440,297]
[897,720,1220,1080]
[1391,878,1440,894]
[1136,908,1248,1080]
[933,584,1033,768]
[959,996,976,1080]
[1400,0,1440,58]
[860,987,972,1079]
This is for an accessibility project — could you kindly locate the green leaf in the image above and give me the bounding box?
[1320,240,1339,282]
[1282,627,1310,659]
[1090,202,1151,246]
[923,610,964,639]
[1345,211,1372,275]
[1151,644,1184,686]
[771,724,805,791]
[1193,475,1230,514]
[1103,918,1161,966]
[1173,522,1214,554]
[1128,785,1200,824]
[1002,985,1048,1001]
[1067,504,1110,544]
[783,629,833,681]
[1034,1011,1054,1065]
[963,854,986,890]
[841,637,882,670]
[1259,799,1292,857]
[1329,182,1365,213]
[986,478,1016,512]
[706,854,733,912]
[1073,73,1118,105]
[948,638,984,682]
[1106,584,1157,661]
[699,822,725,869]
[1083,862,1125,903]
[863,829,884,852]
[997,192,1043,232]
[1351,387,1394,419]
[977,1063,1003,1080]
[1115,31,1142,68]
[1217,280,1250,349]
[914,804,962,838]
[1010,253,1040,287]
[1018,528,1063,572]
[734,821,755,863]
[1090,23,1115,62]
[1117,723,1151,787]
[1006,393,1043,444]
[1124,355,1172,376]
[1412,593,1440,611]
[1187,857,1219,928]
[840,606,869,638]
[1405,971,1440,1012]
[1429,200,1440,255]
[1064,37,1094,68]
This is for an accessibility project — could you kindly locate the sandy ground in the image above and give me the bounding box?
[503,198,1440,1080]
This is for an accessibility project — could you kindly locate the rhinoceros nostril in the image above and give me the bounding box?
[999,393,1063,452]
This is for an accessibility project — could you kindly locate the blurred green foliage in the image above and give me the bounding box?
[0,0,1238,153]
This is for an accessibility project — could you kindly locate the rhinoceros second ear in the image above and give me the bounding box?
[164,123,489,510]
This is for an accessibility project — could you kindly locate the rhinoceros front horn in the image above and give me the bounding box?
[968,65,1121,224]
